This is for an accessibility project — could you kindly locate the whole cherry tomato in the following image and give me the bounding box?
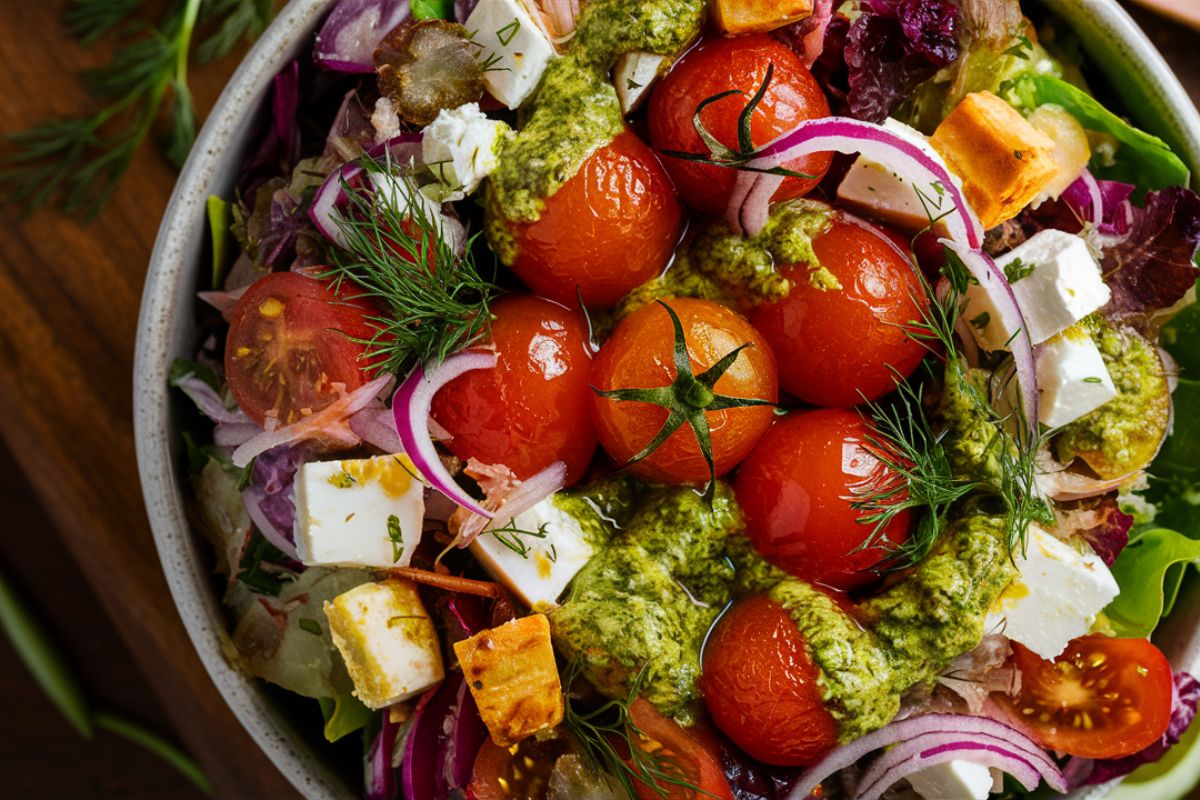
[734,409,910,590]
[648,34,832,217]
[750,212,929,408]
[505,130,683,309]
[431,295,597,484]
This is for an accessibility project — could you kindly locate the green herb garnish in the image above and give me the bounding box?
[387,514,405,563]
[490,520,550,559]
[1004,257,1036,284]
[298,618,323,636]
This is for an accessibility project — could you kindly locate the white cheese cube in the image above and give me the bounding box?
[907,759,994,800]
[836,119,962,233]
[966,230,1111,350]
[421,103,511,202]
[615,51,668,115]
[295,455,425,569]
[1036,327,1118,428]
[325,579,444,709]
[469,497,594,610]
[985,524,1119,660]
[466,0,556,109]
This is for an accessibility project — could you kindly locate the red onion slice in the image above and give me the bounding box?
[242,487,300,560]
[733,117,982,247]
[856,740,1045,800]
[787,713,1064,800]
[315,0,411,73]
[392,351,499,518]
[309,134,424,248]
[452,459,569,546]
[365,706,401,800]
[942,240,1039,435]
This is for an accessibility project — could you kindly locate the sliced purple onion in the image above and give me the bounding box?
[392,351,499,518]
[175,374,246,426]
[315,0,411,73]
[453,459,568,546]
[309,134,424,248]
[439,680,488,796]
[402,675,458,800]
[732,117,983,247]
[942,240,1039,435]
[856,740,1044,800]
[242,487,299,559]
[787,714,1065,800]
[365,708,401,800]
[1063,170,1105,229]
[349,404,405,453]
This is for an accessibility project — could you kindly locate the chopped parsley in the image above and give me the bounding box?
[387,515,405,563]
[970,311,991,330]
[1004,257,1036,284]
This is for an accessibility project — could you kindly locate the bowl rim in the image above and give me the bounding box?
[133,2,1200,798]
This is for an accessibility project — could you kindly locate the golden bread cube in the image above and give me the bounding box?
[711,0,814,35]
[325,579,444,710]
[931,91,1058,229]
[453,614,563,746]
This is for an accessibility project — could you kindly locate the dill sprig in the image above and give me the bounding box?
[2,0,274,219]
[323,158,498,374]
[490,520,550,559]
[562,662,713,799]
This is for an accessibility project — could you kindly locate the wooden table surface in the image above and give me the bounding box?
[0,2,1197,799]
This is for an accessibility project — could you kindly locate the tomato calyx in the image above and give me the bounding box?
[590,300,775,503]
[659,63,813,181]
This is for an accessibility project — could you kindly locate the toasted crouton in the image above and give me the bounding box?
[453,614,563,746]
[711,0,814,35]
[931,91,1058,229]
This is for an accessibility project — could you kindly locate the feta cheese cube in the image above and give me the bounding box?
[836,119,962,233]
[615,51,667,114]
[421,103,511,202]
[295,455,425,569]
[1036,327,1118,428]
[465,0,556,109]
[469,497,594,609]
[985,524,1119,660]
[965,230,1112,350]
[907,759,994,800]
[325,579,444,709]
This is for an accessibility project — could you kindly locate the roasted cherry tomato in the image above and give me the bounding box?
[225,272,380,427]
[648,34,831,217]
[589,298,778,486]
[506,130,683,309]
[466,736,563,800]
[750,212,929,408]
[628,698,735,800]
[431,295,597,484]
[994,637,1174,759]
[734,409,910,590]
[701,594,838,766]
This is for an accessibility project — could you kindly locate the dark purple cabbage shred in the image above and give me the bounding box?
[1103,186,1200,316]
[1058,493,1134,567]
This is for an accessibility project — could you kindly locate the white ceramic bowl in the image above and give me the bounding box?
[133,2,1200,797]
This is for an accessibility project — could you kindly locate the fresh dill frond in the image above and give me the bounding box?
[562,661,713,799]
[323,158,498,375]
[489,520,550,559]
[62,0,142,45]
[195,0,276,63]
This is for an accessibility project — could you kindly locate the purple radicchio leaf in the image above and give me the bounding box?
[1066,672,1200,787]
[1102,186,1200,316]
[772,0,835,68]
[812,0,959,123]
[243,443,311,552]
[239,61,303,197]
[1057,493,1134,567]
[716,731,803,800]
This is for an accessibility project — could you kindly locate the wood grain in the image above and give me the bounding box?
[0,2,298,797]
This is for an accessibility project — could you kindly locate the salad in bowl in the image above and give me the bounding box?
[165,0,1200,797]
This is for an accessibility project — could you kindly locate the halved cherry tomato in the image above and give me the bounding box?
[648,34,832,217]
[589,298,778,486]
[506,130,683,309]
[994,637,1174,759]
[628,698,735,800]
[734,409,910,591]
[749,211,929,408]
[225,272,381,427]
[431,295,598,484]
[701,594,838,766]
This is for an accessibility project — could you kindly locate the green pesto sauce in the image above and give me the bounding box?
[550,474,642,548]
[940,363,1009,485]
[485,0,705,246]
[548,482,740,723]
[1055,320,1170,478]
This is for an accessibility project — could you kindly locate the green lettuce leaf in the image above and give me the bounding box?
[1006,74,1189,192]
[1106,528,1200,637]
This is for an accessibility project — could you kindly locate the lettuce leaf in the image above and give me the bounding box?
[1106,528,1200,638]
[1005,73,1189,192]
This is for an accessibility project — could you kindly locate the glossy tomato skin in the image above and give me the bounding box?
[430,295,597,485]
[628,699,735,800]
[995,637,1174,760]
[508,130,683,309]
[750,213,929,408]
[225,272,380,427]
[702,594,838,766]
[735,409,910,590]
[589,298,778,485]
[648,35,832,217]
